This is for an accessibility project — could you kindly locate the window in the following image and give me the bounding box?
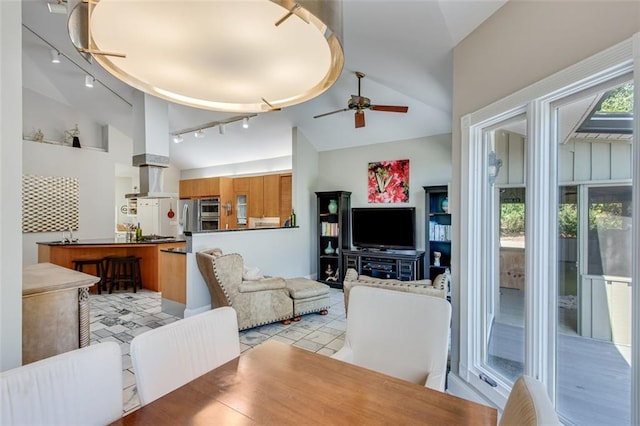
[458,38,638,425]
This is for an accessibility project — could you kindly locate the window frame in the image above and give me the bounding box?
[457,34,639,424]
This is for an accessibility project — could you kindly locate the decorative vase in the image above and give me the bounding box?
[72,136,81,149]
[324,240,335,254]
[327,199,338,214]
[441,197,449,213]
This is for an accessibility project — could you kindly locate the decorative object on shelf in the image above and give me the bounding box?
[434,251,442,267]
[120,205,128,214]
[328,199,338,214]
[325,264,338,281]
[33,129,44,142]
[441,197,449,213]
[367,159,410,203]
[65,124,81,148]
[290,209,297,227]
[324,240,335,255]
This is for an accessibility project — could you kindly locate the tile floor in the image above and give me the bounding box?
[89,287,347,414]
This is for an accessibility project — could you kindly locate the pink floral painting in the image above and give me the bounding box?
[368,159,410,203]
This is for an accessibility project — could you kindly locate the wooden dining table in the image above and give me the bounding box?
[111,340,497,425]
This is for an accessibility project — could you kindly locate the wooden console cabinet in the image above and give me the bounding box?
[343,249,425,281]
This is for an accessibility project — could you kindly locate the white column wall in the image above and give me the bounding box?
[1,0,24,370]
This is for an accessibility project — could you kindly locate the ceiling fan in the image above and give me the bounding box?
[313,71,409,128]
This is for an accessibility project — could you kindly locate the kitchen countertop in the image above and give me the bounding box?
[37,238,186,246]
[161,247,187,254]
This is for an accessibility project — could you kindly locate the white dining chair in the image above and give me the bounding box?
[332,285,451,391]
[499,375,561,426]
[130,306,240,406]
[1,341,123,426]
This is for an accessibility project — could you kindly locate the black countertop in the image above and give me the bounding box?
[37,238,186,246]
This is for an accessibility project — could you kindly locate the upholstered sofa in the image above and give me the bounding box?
[196,249,294,330]
[342,268,447,314]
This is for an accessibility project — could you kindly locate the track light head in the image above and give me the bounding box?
[194,129,205,139]
[219,124,226,135]
[50,50,61,64]
[242,117,249,129]
[84,75,94,88]
[172,134,183,144]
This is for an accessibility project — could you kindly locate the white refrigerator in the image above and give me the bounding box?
[137,198,178,237]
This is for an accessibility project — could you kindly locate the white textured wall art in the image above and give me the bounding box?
[22,174,79,233]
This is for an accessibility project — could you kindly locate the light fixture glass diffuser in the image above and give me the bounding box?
[80,0,344,113]
[50,49,61,63]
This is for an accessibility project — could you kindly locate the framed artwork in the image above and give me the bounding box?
[22,174,79,232]
[368,159,410,203]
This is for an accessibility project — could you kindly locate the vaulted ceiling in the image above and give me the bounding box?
[21,0,507,171]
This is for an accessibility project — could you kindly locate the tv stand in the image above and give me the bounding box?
[343,249,425,281]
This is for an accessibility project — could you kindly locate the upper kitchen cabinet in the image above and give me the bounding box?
[230,173,292,229]
[248,174,281,219]
[179,177,229,199]
[279,173,292,226]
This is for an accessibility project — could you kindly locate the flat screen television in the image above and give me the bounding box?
[351,207,416,251]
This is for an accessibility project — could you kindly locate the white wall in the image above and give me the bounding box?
[317,134,452,251]
[181,155,292,179]
[23,89,106,150]
[1,0,23,370]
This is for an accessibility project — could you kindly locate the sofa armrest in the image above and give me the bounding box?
[238,277,287,293]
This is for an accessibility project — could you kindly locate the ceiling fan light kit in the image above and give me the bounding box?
[67,0,344,113]
[313,71,409,128]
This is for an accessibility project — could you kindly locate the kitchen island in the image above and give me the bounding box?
[37,238,186,292]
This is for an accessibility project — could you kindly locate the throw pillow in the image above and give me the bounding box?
[243,266,265,281]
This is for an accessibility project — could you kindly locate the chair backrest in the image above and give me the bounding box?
[343,285,451,390]
[196,251,244,307]
[500,375,561,426]
[130,306,240,406]
[1,342,122,426]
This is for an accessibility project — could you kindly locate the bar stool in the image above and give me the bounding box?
[72,259,106,294]
[104,256,143,294]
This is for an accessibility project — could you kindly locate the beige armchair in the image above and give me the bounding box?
[342,268,446,314]
[196,249,294,330]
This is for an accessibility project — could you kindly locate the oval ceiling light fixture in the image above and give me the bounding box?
[68,0,344,113]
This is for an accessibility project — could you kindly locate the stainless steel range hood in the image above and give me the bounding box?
[125,164,177,199]
[125,92,178,200]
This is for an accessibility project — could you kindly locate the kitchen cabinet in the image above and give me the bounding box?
[179,177,224,199]
[248,176,265,218]
[218,177,234,230]
[232,177,251,229]
[247,174,284,220]
[279,173,292,226]
[189,173,291,229]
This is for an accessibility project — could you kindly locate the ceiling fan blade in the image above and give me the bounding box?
[313,108,349,119]
[370,105,409,113]
[355,111,365,128]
